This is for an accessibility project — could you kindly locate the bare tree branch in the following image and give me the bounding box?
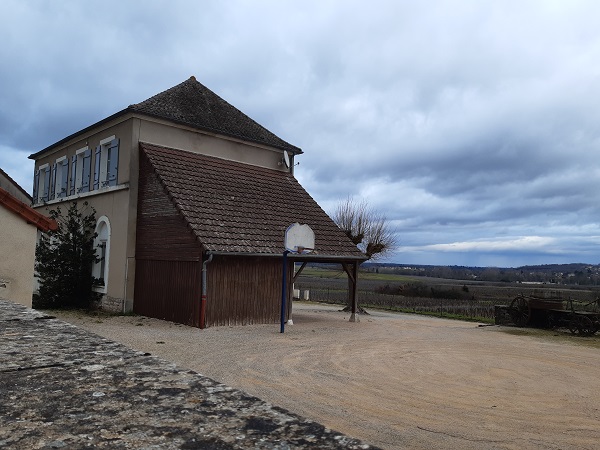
[332,196,397,261]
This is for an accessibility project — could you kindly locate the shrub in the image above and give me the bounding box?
[34,201,100,309]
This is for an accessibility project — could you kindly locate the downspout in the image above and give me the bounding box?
[200,252,213,329]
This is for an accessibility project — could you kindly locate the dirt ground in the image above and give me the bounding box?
[51,302,600,450]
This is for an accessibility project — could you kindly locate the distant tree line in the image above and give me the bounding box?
[362,263,600,286]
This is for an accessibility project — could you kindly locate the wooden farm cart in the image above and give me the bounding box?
[508,294,600,336]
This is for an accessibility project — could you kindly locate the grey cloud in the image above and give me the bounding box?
[3,0,600,266]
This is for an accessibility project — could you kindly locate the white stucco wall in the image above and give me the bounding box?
[0,207,37,307]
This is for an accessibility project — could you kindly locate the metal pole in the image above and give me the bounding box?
[201,253,213,329]
[280,250,290,333]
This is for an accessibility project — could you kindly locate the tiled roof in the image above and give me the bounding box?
[0,187,57,232]
[30,76,301,159]
[140,143,365,259]
[130,77,301,154]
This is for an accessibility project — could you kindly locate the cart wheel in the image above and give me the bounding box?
[569,316,595,336]
[509,296,530,327]
[568,316,579,335]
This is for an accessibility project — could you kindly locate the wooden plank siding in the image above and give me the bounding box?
[136,150,294,328]
[134,151,202,326]
[136,152,202,262]
[206,256,292,327]
[134,259,201,326]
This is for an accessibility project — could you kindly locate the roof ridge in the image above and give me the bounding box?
[129,77,302,154]
[128,76,195,109]
[30,76,302,159]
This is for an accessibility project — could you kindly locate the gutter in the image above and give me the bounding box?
[28,108,131,159]
[200,252,214,329]
[29,109,303,160]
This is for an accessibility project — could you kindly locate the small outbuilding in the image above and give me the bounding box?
[135,143,365,327]
[0,169,57,307]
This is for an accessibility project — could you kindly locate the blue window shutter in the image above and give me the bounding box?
[42,166,50,201]
[50,163,56,200]
[107,138,119,186]
[70,155,76,196]
[93,146,101,190]
[33,169,39,204]
[81,149,91,193]
[60,158,69,197]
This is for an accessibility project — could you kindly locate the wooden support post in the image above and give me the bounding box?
[348,262,359,323]
[292,261,308,284]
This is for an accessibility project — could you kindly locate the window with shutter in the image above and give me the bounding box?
[97,136,120,188]
[52,156,68,199]
[50,163,56,200]
[107,138,119,186]
[80,148,91,193]
[33,169,39,204]
[42,165,50,202]
[93,146,101,191]
[60,158,69,198]
[70,155,76,196]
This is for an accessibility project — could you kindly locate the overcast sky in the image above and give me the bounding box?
[2,0,600,267]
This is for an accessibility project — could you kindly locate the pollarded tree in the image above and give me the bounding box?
[332,197,397,314]
[34,201,99,309]
[332,197,397,261]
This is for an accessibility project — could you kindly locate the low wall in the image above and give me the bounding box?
[0,299,377,449]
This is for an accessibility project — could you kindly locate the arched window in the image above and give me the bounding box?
[92,216,111,293]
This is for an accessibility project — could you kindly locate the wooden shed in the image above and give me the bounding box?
[134,143,366,328]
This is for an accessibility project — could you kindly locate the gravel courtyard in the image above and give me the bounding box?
[52,302,600,449]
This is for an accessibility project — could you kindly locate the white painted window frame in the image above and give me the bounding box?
[92,216,111,294]
[54,156,67,198]
[75,146,88,193]
[37,163,50,203]
[99,135,115,188]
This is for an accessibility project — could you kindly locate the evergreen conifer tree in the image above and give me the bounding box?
[34,201,99,309]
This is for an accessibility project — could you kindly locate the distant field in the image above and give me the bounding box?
[295,265,600,323]
[299,266,415,282]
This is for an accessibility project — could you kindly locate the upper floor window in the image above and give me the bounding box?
[32,136,120,205]
[74,147,92,194]
[94,136,119,190]
[53,156,69,199]
[33,164,50,203]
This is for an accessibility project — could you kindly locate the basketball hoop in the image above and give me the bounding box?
[281,223,316,333]
[285,223,315,254]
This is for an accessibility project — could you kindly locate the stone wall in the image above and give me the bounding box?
[0,299,377,449]
[98,294,124,313]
